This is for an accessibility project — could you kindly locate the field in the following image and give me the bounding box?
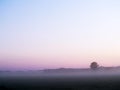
[0,71,120,90]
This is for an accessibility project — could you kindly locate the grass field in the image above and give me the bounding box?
[0,71,120,90]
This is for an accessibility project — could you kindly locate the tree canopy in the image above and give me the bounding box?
[90,62,99,70]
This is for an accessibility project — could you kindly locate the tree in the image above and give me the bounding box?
[90,62,99,70]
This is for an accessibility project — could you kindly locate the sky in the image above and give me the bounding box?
[0,0,120,70]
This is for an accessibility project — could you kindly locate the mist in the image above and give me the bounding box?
[1,68,120,78]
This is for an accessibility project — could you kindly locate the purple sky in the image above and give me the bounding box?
[1,0,120,70]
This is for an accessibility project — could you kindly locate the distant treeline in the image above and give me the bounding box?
[43,66,120,73]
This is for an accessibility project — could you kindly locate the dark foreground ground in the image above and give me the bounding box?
[0,72,120,90]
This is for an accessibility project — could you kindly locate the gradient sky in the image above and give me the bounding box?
[1,0,120,70]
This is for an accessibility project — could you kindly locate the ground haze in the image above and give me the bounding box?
[1,70,120,90]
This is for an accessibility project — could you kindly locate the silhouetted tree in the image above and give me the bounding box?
[90,62,99,70]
